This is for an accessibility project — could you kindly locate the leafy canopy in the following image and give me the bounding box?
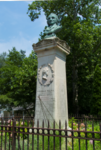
[0,48,37,114]
[91,65,101,116]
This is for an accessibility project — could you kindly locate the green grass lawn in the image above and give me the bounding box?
[0,134,101,150]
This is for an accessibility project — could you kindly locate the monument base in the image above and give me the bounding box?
[32,37,70,128]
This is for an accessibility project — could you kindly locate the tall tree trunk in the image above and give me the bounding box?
[72,56,79,114]
[72,2,79,114]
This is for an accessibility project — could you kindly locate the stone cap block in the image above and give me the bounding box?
[32,37,70,55]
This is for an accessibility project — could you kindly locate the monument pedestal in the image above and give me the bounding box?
[32,37,70,128]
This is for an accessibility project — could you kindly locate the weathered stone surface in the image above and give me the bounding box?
[32,37,70,128]
[32,37,70,54]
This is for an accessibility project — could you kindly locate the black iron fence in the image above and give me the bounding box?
[0,118,101,150]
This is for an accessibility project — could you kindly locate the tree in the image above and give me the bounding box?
[0,52,7,68]
[0,48,37,115]
[27,0,101,114]
[7,47,26,67]
[91,65,101,116]
[9,50,37,115]
[0,48,21,110]
[0,52,7,109]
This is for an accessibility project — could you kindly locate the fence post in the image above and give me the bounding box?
[12,119,16,150]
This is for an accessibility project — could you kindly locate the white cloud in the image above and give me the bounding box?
[0,36,39,56]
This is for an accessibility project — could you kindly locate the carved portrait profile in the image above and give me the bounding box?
[42,67,49,80]
[38,64,54,86]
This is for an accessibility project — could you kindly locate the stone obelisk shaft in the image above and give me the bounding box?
[32,37,70,128]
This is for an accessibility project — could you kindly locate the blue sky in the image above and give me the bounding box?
[0,1,47,56]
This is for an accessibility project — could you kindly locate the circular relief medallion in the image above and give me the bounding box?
[38,64,54,86]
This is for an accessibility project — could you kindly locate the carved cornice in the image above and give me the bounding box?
[32,37,70,55]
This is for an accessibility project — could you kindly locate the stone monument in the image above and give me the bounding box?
[32,13,70,128]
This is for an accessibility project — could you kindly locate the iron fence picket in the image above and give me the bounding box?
[53,120,55,150]
[18,118,21,150]
[48,120,50,150]
[32,120,34,150]
[1,118,3,150]
[92,122,95,150]
[65,120,67,150]
[27,120,29,150]
[12,119,16,150]
[5,120,7,150]
[42,120,44,150]
[71,122,74,150]
[9,125,10,150]
[85,122,87,150]
[22,119,24,150]
[78,122,80,150]
[59,120,61,150]
[37,120,39,150]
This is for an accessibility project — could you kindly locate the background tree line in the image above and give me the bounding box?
[0,48,37,115]
[0,0,101,116]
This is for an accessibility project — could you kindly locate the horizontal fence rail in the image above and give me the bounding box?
[0,116,34,121]
[0,118,101,150]
[69,114,101,122]
[1,114,101,121]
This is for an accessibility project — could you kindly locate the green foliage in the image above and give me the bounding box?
[9,50,37,109]
[7,48,26,67]
[91,65,101,116]
[0,52,7,68]
[27,0,101,24]
[0,95,12,109]
[69,117,77,125]
[0,48,37,113]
